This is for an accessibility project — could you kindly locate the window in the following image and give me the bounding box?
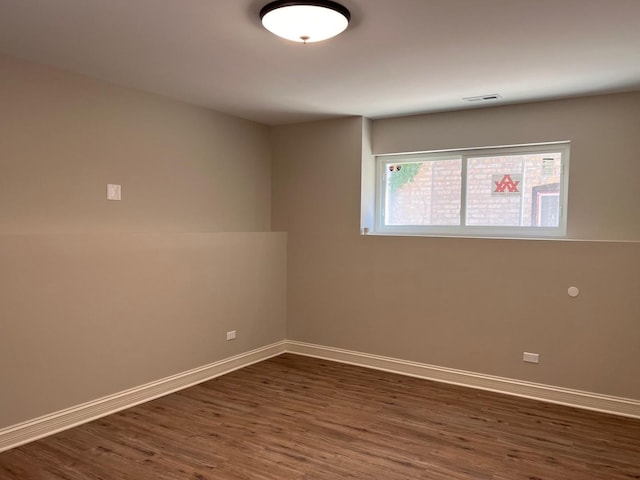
[375,143,570,238]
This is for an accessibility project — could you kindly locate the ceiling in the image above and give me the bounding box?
[1,0,639,125]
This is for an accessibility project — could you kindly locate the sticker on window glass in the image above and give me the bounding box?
[492,174,522,196]
[542,158,555,176]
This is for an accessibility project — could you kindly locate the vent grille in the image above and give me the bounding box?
[463,94,502,102]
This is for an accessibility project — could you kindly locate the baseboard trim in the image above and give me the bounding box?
[0,341,286,453]
[285,340,640,419]
[3,339,638,453]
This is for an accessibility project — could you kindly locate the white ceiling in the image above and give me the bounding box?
[1,0,639,125]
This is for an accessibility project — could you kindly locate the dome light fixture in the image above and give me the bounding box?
[260,1,351,44]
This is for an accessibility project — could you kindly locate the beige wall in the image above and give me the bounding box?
[0,233,286,427]
[271,98,640,400]
[0,53,271,233]
[0,54,286,428]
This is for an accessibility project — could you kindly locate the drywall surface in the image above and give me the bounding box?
[0,233,286,428]
[0,53,271,233]
[271,107,640,401]
[0,54,285,429]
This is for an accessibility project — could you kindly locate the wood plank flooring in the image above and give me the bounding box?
[1,353,639,479]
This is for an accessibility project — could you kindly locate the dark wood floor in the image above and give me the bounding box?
[1,354,639,479]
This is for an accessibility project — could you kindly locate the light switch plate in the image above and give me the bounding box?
[107,184,121,201]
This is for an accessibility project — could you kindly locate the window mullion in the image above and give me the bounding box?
[460,155,468,227]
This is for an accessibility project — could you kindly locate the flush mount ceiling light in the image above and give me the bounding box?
[260,1,351,43]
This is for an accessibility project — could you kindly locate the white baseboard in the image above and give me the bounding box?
[3,339,639,453]
[285,340,640,419]
[0,341,286,453]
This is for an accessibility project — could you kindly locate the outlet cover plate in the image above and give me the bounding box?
[107,184,121,201]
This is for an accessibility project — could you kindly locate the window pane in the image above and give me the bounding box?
[466,153,562,227]
[384,159,461,226]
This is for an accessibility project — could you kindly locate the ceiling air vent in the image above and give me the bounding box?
[463,94,502,103]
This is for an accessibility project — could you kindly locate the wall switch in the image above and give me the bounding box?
[107,184,121,201]
[226,330,236,341]
[523,352,540,364]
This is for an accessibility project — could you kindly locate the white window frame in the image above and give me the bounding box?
[374,142,570,239]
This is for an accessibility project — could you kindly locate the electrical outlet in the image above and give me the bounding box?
[523,352,539,364]
[226,330,236,341]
